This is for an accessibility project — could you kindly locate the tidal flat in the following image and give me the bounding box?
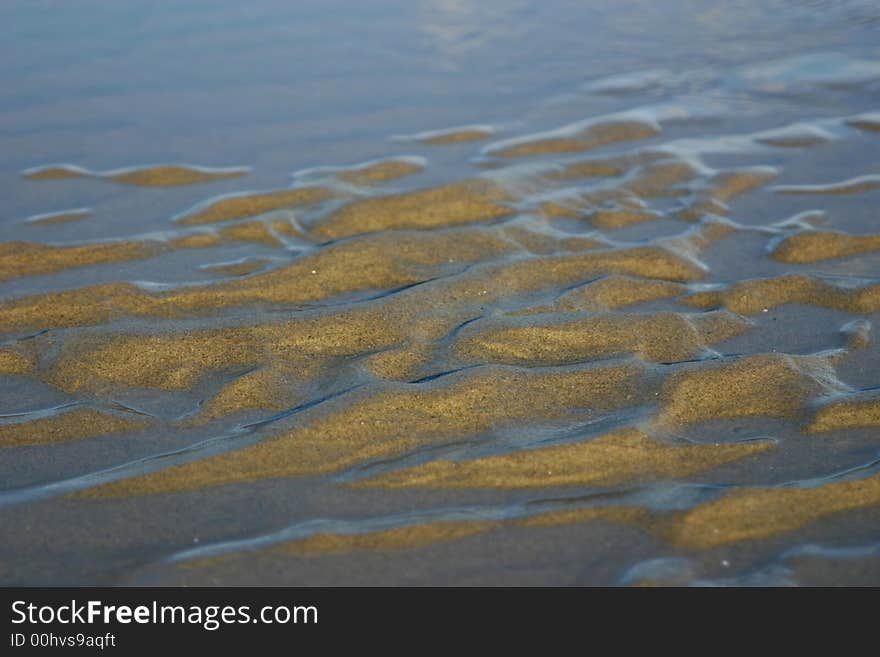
[1,0,879,586]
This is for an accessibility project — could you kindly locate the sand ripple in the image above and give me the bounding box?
[3,71,880,587]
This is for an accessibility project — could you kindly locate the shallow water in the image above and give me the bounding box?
[1,1,880,585]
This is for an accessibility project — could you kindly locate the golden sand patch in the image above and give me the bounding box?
[0,228,516,333]
[413,127,495,145]
[44,303,409,394]
[361,342,437,381]
[681,274,880,315]
[514,276,686,315]
[538,199,589,220]
[357,427,773,490]
[0,409,148,448]
[755,124,832,148]
[47,328,269,393]
[558,275,686,311]
[0,219,293,284]
[201,258,271,277]
[270,219,306,239]
[667,473,880,549]
[673,198,729,222]
[671,167,778,222]
[206,246,683,332]
[846,113,880,133]
[808,391,880,432]
[500,224,606,254]
[76,361,650,497]
[105,165,246,187]
[453,310,750,366]
[841,319,871,350]
[485,246,705,287]
[589,208,662,230]
[550,153,642,180]
[3,244,707,439]
[537,156,696,216]
[624,159,701,198]
[160,228,516,315]
[489,119,660,158]
[168,233,223,249]
[336,159,424,185]
[557,276,687,310]
[195,366,315,424]
[540,161,770,229]
[0,348,33,375]
[0,240,160,282]
[771,230,880,263]
[0,234,698,336]
[355,245,704,334]
[23,164,247,187]
[657,218,739,257]
[667,168,778,223]
[654,353,841,429]
[0,227,704,335]
[310,179,513,240]
[22,165,85,181]
[218,221,283,247]
[0,283,168,335]
[706,167,779,203]
[25,209,91,225]
[176,187,332,225]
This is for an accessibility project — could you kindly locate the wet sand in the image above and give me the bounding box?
[1,1,880,586]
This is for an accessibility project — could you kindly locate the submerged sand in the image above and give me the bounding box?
[3,61,880,586]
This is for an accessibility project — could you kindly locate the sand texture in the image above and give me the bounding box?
[4,35,880,586]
